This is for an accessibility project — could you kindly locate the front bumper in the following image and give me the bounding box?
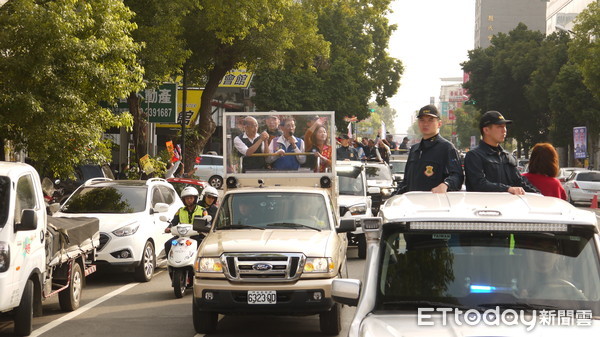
[193,278,335,314]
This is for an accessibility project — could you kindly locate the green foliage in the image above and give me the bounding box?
[355,104,396,139]
[252,0,403,130]
[0,0,143,178]
[569,1,600,101]
[454,105,480,150]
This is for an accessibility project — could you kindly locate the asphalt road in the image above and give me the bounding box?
[0,247,365,337]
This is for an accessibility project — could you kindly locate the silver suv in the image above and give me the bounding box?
[333,192,600,336]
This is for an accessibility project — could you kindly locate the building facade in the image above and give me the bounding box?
[474,0,547,48]
[546,0,595,35]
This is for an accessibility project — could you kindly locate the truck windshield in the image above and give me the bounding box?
[0,177,9,229]
[337,166,365,196]
[60,186,147,213]
[366,165,392,181]
[214,192,330,230]
[375,228,600,315]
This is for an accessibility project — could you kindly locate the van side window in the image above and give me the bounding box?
[15,174,37,223]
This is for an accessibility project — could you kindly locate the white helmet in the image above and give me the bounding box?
[202,186,219,199]
[181,186,199,199]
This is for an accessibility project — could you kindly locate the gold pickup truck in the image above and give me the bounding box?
[192,111,355,335]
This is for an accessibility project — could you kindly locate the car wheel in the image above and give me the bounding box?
[319,302,341,335]
[567,192,575,205]
[357,234,367,260]
[14,279,34,336]
[172,269,186,298]
[134,241,156,282]
[208,175,223,189]
[59,262,83,311]
[193,299,218,333]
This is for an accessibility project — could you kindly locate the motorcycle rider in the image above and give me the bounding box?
[198,186,219,220]
[164,187,208,255]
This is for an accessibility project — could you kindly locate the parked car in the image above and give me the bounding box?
[564,170,600,206]
[50,164,115,204]
[54,178,183,281]
[558,167,586,184]
[193,154,224,189]
[364,161,395,214]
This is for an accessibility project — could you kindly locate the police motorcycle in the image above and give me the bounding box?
[163,187,212,298]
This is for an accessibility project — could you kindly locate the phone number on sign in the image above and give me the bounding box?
[146,107,173,117]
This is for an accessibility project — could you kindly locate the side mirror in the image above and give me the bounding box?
[152,202,170,214]
[337,218,357,233]
[332,279,361,307]
[15,209,37,232]
[193,217,211,233]
[159,215,168,222]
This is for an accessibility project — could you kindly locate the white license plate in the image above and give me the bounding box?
[247,290,276,304]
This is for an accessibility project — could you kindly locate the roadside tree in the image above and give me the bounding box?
[0,0,143,177]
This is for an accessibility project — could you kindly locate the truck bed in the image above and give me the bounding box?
[46,216,100,266]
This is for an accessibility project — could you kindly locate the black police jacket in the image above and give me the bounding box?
[395,134,464,194]
[464,141,539,193]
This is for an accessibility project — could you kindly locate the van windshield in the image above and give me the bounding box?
[376,228,600,315]
[0,177,9,229]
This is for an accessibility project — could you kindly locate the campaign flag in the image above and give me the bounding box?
[347,122,352,139]
[139,154,154,174]
[574,126,587,159]
[166,141,176,161]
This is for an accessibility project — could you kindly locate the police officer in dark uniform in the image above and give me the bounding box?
[336,135,359,161]
[395,105,464,194]
[464,111,539,194]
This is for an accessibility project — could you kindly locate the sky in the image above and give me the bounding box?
[387,0,476,134]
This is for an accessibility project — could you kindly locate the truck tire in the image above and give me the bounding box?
[172,269,186,298]
[59,262,83,311]
[134,241,156,282]
[319,302,341,335]
[193,299,218,333]
[14,279,34,336]
[357,234,367,259]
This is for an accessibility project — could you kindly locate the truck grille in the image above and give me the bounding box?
[222,253,305,282]
[98,233,110,251]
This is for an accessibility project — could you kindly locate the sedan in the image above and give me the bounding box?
[558,167,586,184]
[193,154,224,189]
[564,170,600,206]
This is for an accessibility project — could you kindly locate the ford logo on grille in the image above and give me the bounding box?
[252,263,273,271]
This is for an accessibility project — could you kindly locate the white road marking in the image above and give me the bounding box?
[31,270,164,337]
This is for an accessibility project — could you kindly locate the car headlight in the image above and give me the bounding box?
[195,257,223,273]
[0,242,9,273]
[348,204,367,215]
[381,188,393,197]
[304,257,334,273]
[112,222,140,237]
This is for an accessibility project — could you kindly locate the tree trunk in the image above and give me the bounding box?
[184,62,234,169]
[128,92,148,167]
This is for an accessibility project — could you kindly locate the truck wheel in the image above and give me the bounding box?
[319,302,341,335]
[59,262,83,311]
[193,299,218,333]
[14,279,34,336]
[134,241,156,282]
[172,269,186,298]
[357,234,367,259]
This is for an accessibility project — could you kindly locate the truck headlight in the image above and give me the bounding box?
[348,204,367,215]
[304,257,334,273]
[112,222,140,237]
[195,257,223,273]
[381,188,393,197]
[0,242,9,272]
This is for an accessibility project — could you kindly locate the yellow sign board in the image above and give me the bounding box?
[218,68,253,88]
[157,88,203,128]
